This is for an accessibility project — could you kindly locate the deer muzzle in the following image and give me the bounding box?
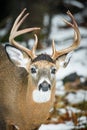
[39,81,51,92]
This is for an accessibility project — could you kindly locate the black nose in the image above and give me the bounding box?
[39,81,51,92]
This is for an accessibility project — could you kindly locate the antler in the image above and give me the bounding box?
[9,8,40,59]
[51,10,81,60]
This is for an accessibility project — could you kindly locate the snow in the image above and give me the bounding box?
[39,123,74,130]
[75,116,87,129]
[0,18,12,38]
[64,0,84,9]
[39,115,87,130]
[78,116,87,125]
[43,14,50,26]
[55,80,65,96]
[58,106,81,115]
[0,29,7,37]
[66,90,87,104]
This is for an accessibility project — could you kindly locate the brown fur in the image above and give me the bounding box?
[0,45,55,130]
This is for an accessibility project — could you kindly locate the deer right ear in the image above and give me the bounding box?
[5,45,31,70]
[55,51,73,68]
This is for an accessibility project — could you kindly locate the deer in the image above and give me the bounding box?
[0,8,80,130]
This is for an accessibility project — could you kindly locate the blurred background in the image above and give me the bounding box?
[0,0,87,46]
[0,0,87,130]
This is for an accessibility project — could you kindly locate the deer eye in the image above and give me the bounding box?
[51,67,56,74]
[31,66,37,74]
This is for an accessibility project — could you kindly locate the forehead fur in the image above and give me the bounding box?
[32,54,55,63]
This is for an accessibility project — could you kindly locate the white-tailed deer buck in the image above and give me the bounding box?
[0,8,80,130]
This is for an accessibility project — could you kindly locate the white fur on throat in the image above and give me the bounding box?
[32,89,51,103]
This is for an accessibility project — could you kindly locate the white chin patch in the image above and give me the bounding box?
[32,90,51,103]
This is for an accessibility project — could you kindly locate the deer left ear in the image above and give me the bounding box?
[5,45,31,70]
[56,51,73,68]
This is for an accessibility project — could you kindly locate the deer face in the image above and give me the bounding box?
[29,58,57,103]
[30,55,56,91]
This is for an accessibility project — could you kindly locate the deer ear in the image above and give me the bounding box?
[56,51,73,68]
[5,45,30,69]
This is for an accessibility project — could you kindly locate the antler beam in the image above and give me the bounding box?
[9,8,40,59]
[51,10,81,60]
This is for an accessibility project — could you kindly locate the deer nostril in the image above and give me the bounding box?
[39,84,42,91]
[39,81,51,92]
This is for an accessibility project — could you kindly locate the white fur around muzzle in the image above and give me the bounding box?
[32,90,51,103]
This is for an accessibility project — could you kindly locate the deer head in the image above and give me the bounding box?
[5,9,80,104]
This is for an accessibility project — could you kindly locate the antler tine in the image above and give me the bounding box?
[52,39,56,56]
[52,10,81,60]
[32,34,38,57]
[9,9,40,59]
[10,8,27,35]
[13,13,29,35]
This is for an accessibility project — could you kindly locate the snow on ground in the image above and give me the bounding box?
[66,90,87,104]
[39,123,74,130]
[58,106,81,115]
[39,117,87,130]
